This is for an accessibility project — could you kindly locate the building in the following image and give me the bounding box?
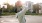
[24,1,33,13]
[1,5,7,9]
[0,5,7,9]
[39,3,42,13]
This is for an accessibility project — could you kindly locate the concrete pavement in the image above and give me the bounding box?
[0,15,42,23]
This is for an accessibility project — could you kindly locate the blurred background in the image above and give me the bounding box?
[0,0,42,15]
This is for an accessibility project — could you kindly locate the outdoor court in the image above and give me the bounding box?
[0,15,42,23]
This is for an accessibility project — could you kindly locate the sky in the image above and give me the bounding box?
[0,0,42,5]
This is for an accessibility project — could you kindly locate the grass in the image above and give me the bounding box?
[1,12,42,16]
[1,12,16,16]
[25,13,42,15]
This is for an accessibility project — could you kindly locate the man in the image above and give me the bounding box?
[16,5,28,23]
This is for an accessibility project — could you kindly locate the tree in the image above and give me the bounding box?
[3,3,14,12]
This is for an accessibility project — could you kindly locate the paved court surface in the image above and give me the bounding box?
[0,15,42,23]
